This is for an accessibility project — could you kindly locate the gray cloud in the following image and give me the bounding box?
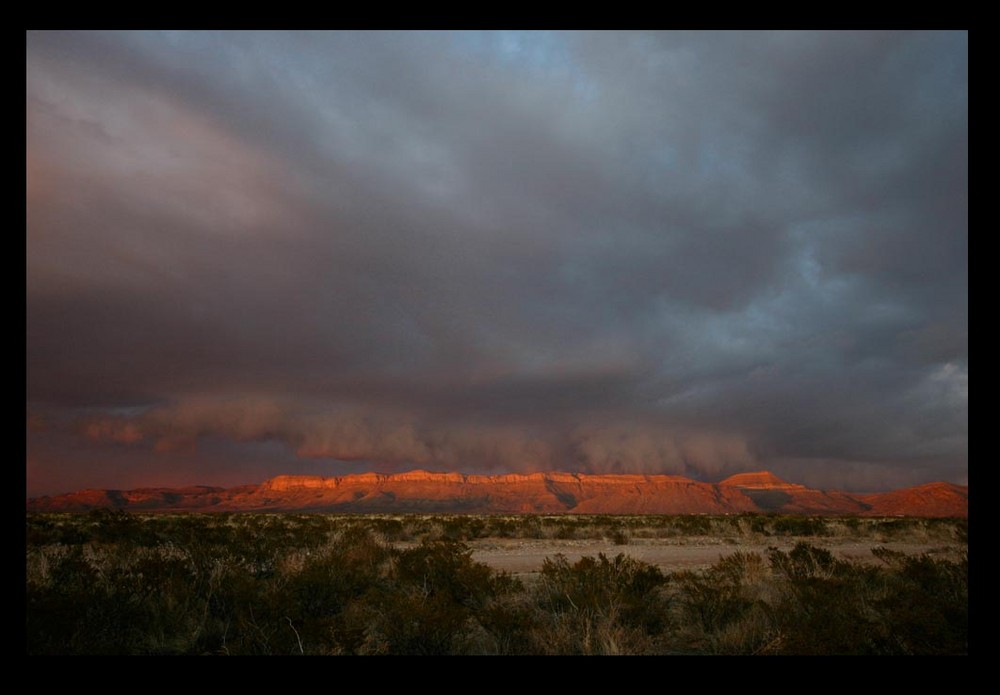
[27,30,967,495]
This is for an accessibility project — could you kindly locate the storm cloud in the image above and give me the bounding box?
[26,30,967,495]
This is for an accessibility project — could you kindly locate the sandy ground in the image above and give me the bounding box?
[467,537,965,578]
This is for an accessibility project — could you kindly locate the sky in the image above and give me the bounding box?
[26,30,967,496]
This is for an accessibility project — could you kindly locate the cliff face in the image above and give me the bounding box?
[26,471,969,517]
[718,471,872,514]
[239,471,763,514]
[719,471,804,490]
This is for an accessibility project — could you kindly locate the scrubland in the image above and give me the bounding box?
[26,511,967,655]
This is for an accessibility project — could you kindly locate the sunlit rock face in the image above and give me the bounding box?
[26,471,968,517]
[858,482,969,518]
[719,471,805,490]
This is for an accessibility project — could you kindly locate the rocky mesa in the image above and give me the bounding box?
[26,470,968,517]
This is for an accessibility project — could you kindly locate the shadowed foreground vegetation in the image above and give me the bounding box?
[26,512,967,655]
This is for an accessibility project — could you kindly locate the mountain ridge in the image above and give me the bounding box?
[26,470,968,517]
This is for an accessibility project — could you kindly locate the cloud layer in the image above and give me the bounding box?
[27,31,967,494]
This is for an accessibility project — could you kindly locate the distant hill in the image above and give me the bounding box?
[26,470,968,517]
[857,481,969,518]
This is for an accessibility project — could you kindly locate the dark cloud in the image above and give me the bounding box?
[27,30,967,495]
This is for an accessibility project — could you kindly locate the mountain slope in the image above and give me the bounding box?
[26,470,968,517]
[859,482,969,518]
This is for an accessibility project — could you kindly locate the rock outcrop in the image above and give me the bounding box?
[719,471,804,490]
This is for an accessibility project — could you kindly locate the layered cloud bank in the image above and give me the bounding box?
[27,31,967,495]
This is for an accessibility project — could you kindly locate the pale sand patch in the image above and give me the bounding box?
[467,537,965,578]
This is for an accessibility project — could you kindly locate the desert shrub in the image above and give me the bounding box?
[610,528,631,545]
[552,519,577,539]
[486,517,518,538]
[437,516,489,541]
[767,542,842,581]
[27,541,209,655]
[673,552,772,652]
[474,592,541,654]
[538,553,667,631]
[760,543,967,655]
[25,513,968,655]
[271,529,394,653]
[516,516,544,538]
[27,546,101,654]
[841,516,862,532]
[366,517,405,541]
[392,540,497,606]
[355,587,476,654]
[763,543,873,653]
[344,540,516,655]
[745,514,771,536]
[872,518,911,539]
[25,515,57,545]
[868,547,968,654]
[952,518,968,544]
[575,517,610,540]
[765,552,880,654]
[526,553,668,654]
[25,515,58,545]
[769,516,828,537]
[87,508,144,544]
[672,551,783,656]
[669,543,964,655]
